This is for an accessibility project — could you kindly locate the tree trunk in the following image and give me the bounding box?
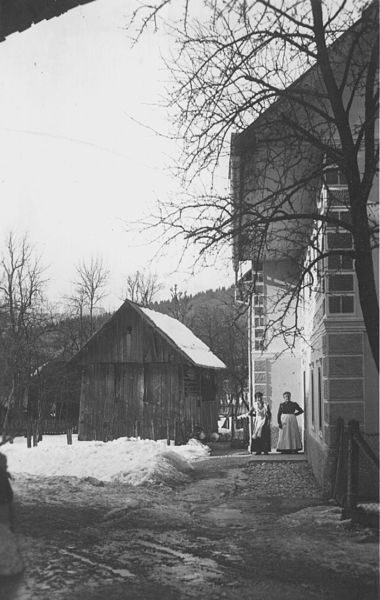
[311,0,379,370]
[351,200,379,371]
[355,251,379,370]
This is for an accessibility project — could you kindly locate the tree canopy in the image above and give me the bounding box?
[129,0,379,368]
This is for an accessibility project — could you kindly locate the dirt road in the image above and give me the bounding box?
[2,453,378,600]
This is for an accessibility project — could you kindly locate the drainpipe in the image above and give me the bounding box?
[248,290,255,451]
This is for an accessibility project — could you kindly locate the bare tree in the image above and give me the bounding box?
[0,232,49,436]
[189,290,248,401]
[123,270,162,307]
[168,284,192,323]
[129,0,379,369]
[71,257,109,337]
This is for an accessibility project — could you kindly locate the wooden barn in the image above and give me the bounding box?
[69,300,226,442]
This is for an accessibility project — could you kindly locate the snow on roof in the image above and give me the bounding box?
[139,306,226,370]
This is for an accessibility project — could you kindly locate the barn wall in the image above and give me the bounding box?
[79,362,186,441]
[144,363,183,440]
[79,304,144,365]
[78,361,219,441]
[200,370,219,433]
[78,363,144,440]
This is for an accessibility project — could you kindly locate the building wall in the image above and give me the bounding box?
[302,314,379,497]
[299,157,378,497]
[78,360,219,442]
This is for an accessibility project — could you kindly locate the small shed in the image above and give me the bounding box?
[69,299,226,442]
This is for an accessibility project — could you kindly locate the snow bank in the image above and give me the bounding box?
[2,436,210,486]
[279,506,343,527]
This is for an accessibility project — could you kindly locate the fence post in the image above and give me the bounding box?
[346,420,360,513]
[174,418,179,446]
[26,422,32,448]
[166,419,170,446]
[333,417,345,502]
[32,421,39,447]
[230,401,235,442]
[67,427,73,445]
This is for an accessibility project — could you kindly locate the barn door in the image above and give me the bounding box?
[144,364,180,440]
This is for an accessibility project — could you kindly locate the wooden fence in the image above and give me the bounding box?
[333,418,379,521]
[2,417,78,447]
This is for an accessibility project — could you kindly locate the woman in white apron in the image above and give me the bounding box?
[277,391,303,453]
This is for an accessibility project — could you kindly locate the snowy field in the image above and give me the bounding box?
[1,435,211,486]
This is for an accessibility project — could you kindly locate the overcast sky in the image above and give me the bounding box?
[0,0,233,311]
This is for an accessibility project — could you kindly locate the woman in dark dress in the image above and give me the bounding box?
[0,453,14,530]
[248,392,271,455]
[277,391,304,453]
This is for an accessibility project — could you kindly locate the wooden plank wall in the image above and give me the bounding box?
[200,370,219,433]
[78,363,145,440]
[200,399,219,433]
[78,362,218,442]
[80,305,144,365]
[144,364,181,440]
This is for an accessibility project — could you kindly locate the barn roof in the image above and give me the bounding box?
[138,305,226,370]
[0,0,96,41]
[69,299,226,370]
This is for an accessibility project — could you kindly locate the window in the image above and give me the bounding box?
[303,371,306,406]
[328,295,354,314]
[255,339,265,351]
[324,167,347,186]
[255,316,265,327]
[327,232,352,250]
[327,254,353,270]
[327,272,355,314]
[325,217,355,314]
[330,209,352,227]
[252,264,265,352]
[318,366,323,432]
[126,326,132,354]
[310,369,315,428]
[254,326,265,351]
[328,274,354,292]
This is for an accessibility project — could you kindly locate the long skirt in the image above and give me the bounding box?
[250,422,271,454]
[277,414,302,452]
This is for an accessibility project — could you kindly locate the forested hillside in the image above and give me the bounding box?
[152,286,248,399]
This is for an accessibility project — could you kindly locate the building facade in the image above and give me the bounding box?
[230,6,378,495]
[301,166,379,494]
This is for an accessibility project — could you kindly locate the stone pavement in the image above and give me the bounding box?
[208,441,307,461]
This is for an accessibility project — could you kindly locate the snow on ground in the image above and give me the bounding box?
[1,435,210,486]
